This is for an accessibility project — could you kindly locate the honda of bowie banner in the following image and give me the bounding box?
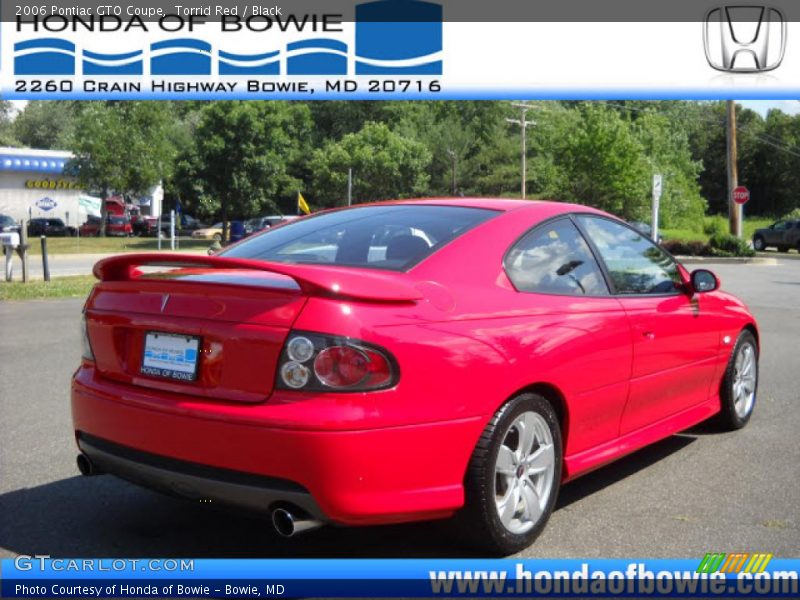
[2,557,799,598]
[2,1,800,99]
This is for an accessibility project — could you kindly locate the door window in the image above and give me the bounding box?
[577,216,682,295]
[504,218,608,296]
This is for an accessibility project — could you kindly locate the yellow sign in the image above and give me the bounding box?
[25,178,80,191]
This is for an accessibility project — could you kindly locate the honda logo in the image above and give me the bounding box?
[704,5,787,72]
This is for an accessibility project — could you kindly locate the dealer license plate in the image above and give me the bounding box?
[141,332,200,382]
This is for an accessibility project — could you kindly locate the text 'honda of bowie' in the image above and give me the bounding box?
[72,199,759,554]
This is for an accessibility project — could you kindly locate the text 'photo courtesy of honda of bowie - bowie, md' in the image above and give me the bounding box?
[1,1,800,599]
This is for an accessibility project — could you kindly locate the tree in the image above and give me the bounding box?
[68,102,176,235]
[538,104,650,219]
[0,101,19,147]
[193,101,312,239]
[309,122,432,206]
[14,101,79,149]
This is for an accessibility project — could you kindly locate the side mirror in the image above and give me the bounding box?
[691,269,719,294]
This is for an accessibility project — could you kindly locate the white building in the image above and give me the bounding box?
[0,146,163,226]
[0,147,84,228]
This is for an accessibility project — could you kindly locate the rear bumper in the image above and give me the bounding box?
[72,365,483,525]
[78,433,327,520]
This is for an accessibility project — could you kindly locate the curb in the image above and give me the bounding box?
[676,256,778,265]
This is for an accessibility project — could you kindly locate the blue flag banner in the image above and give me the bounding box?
[2,558,799,597]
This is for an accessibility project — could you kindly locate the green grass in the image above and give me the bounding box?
[662,216,774,243]
[0,275,96,301]
[25,237,213,255]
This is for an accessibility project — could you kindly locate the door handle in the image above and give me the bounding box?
[642,331,656,340]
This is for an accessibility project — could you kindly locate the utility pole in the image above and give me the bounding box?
[726,100,741,237]
[347,168,353,206]
[506,102,536,199]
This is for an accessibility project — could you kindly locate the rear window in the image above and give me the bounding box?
[221,205,497,270]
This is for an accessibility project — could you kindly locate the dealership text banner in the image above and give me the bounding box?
[2,558,800,597]
[3,1,800,99]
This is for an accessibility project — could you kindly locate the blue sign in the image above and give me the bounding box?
[35,197,58,212]
[12,1,443,77]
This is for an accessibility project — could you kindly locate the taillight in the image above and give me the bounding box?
[80,313,95,361]
[276,331,398,392]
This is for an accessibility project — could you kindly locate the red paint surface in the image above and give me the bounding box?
[72,199,758,525]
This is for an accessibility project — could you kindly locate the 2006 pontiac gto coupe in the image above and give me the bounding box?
[72,199,759,554]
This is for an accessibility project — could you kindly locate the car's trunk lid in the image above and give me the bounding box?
[85,253,421,403]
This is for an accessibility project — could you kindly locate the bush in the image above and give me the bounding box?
[708,232,756,257]
[662,239,710,256]
[703,217,727,237]
[781,207,800,221]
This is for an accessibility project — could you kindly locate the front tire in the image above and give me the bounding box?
[753,236,765,251]
[459,393,562,555]
[718,330,759,430]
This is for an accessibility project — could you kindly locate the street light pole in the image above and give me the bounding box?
[506,102,536,199]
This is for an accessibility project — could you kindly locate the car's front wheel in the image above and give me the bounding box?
[752,236,765,251]
[460,393,562,555]
[718,330,759,430]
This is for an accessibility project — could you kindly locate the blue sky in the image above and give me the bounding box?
[740,100,800,116]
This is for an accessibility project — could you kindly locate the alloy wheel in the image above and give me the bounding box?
[494,411,555,534]
[733,342,757,419]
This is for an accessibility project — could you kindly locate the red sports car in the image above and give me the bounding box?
[72,199,759,554]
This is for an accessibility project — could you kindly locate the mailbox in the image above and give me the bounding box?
[1,231,20,282]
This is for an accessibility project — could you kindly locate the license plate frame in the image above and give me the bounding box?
[141,332,201,382]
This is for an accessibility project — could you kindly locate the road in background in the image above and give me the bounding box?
[0,260,797,558]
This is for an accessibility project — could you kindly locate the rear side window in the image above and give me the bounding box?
[222,205,496,271]
[505,218,608,296]
[577,216,681,295]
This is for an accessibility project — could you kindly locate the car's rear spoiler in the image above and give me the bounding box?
[93,253,423,303]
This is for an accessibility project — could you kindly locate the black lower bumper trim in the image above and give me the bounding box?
[77,432,327,521]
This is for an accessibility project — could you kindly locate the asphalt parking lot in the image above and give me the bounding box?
[0,260,798,559]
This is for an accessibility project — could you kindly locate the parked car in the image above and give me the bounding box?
[752,219,800,252]
[244,215,299,236]
[191,222,225,241]
[131,215,159,237]
[628,221,663,244]
[0,214,20,234]
[79,215,133,237]
[74,199,759,554]
[27,218,74,237]
[158,213,204,235]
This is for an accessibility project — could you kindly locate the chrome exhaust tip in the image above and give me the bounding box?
[271,508,323,538]
[76,453,96,476]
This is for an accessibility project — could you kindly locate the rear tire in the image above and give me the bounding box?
[717,330,758,431]
[778,245,789,253]
[753,236,765,251]
[458,393,562,555]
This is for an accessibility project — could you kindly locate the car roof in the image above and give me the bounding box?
[362,197,609,217]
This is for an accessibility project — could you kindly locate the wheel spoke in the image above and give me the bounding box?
[498,483,520,526]
[520,480,543,523]
[517,413,537,458]
[526,443,554,475]
[496,445,516,476]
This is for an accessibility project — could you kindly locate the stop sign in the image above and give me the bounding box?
[733,186,750,205]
